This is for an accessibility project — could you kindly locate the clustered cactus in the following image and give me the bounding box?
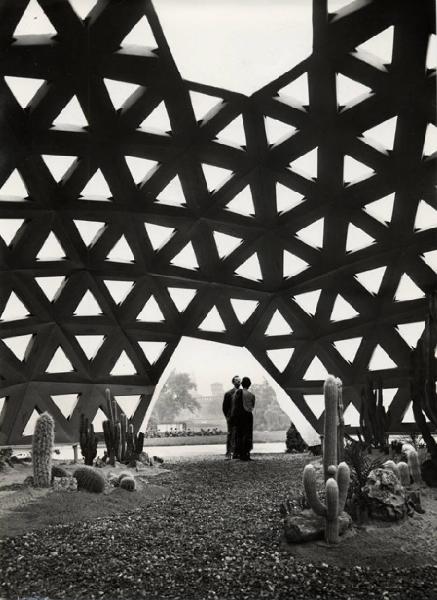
[73,466,105,493]
[32,412,55,488]
[102,388,145,466]
[303,376,351,544]
[383,444,422,486]
[79,414,98,466]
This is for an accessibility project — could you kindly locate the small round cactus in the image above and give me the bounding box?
[119,476,136,491]
[32,412,55,488]
[73,466,105,493]
[118,471,133,484]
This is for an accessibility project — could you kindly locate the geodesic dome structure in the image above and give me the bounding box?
[0,0,435,444]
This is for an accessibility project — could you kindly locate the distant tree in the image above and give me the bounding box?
[251,380,290,431]
[151,370,199,423]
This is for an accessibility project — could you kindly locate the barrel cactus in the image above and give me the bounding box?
[303,462,350,544]
[118,471,133,484]
[120,475,136,491]
[32,412,55,488]
[73,466,105,493]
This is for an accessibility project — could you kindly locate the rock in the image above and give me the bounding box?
[284,509,352,543]
[362,468,408,521]
[421,459,437,487]
[53,476,78,492]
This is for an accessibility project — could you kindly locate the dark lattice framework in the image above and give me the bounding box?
[0,0,435,444]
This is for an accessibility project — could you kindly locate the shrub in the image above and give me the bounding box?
[73,466,105,493]
[285,423,307,453]
[51,465,69,482]
[119,476,136,491]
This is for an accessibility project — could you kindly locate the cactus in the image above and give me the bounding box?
[397,461,410,486]
[32,412,55,488]
[359,378,389,451]
[336,378,345,462]
[383,460,400,479]
[323,376,339,481]
[120,475,136,491]
[118,471,132,484]
[79,414,97,466]
[73,466,105,493]
[51,465,69,482]
[303,462,350,544]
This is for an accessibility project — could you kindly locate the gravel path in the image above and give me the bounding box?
[1,454,436,600]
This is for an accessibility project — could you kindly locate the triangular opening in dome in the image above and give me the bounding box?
[145,222,175,251]
[368,345,397,370]
[121,15,157,49]
[22,409,41,437]
[278,73,309,105]
[343,155,374,184]
[230,298,258,324]
[234,252,262,281]
[167,287,197,312]
[1,292,29,321]
[170,242,199,270]
[394,274,424,302]
[74,219,105,247]
[355,265,386,295]
[225,186,255,216]
[426,34,437,70]
[114,395,141,419]
[104,78,140,111]
[125,156,159,186]
[264,116,297,146]
[289,147,318,179]
[35,276,65,302]
[75,335,105,360]
[216,115,246,147]
[276,183,304,214]
[336,73,372,106]
[304,394,325,419]
[304,357,329,380]
[69,0,98,20]
[138,101,171,132]
[356,26,394,65]
[202,164,233,193]
[198,306,226,332]
[422,250,437,273]
[283,251,309,278]
[364,193,394,225]
[414,200,437,231]
[4,76,45,109]
[296,218,324,249]
[333,337,362,363]
[37,232,66,261]
[213,231,242,259]
[346,223,375,253]
[137,296,165,322]
[2,334,33,361]
[293,289,321,316]
[14,0,57,36]
[42,155,77,183]
[138,341,167,364]
[106,235,135,263]
[0,169,28,199]
[52,96,88,128]
[156,176,186,207]
[266,348,294,372]
[51,393,78,419]
[331,295,359,321]
[362,117,397,150]
[0,218,24,246]
[189,91,222,122]
[92,408,108,433]
[343,402,360,426]
[396,321,425,349]
[110,351,137,376]
[265,310,292,336]
[46,347,74,373]
[104,280,134,305]
[74,290,103,316]
[80,169,112,199]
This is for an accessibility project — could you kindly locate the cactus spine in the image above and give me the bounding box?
[303,462,350,544]
[79,414,97,466]
[323,376,338,481]
[32,412,55,488]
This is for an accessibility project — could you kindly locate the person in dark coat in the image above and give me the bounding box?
[222,375,241,459]
[232,376,255,461]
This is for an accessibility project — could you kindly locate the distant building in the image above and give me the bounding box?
[210,382,225,397]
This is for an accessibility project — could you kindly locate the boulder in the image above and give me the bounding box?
[284,509,352,543]
[53,476,78,492]
[362,468,408,521]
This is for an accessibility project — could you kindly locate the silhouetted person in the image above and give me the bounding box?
[222,375,241,459]
[232,376,255,461]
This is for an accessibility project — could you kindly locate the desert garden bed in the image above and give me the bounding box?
[0,454,437,600]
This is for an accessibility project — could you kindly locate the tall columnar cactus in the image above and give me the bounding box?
[323,376,339,481]
[303,462,350,544]
[79,414,97,466]
[32,412,55,488]
[336,378,345,462]
[102,388,145,466]
[359,378,389,451]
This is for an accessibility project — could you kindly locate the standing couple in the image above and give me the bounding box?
[222,375,255,461]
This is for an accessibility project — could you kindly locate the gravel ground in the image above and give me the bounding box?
[1,454,437,600]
